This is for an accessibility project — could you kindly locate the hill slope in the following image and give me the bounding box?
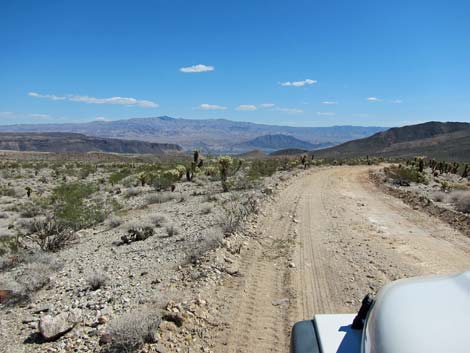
[0,132,182,154]
[233,134,333,152]
[314,122,470,161]
[0,116,385,153]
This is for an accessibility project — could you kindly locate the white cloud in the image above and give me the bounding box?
[180,64,214,73]
[392,99,403,104]
[366,97,382,102]
[28,92,65,101]
[28,91,159,108]
[280,79,317,87]
[236,104,257,111]
[274,107,303,114]
[0,111,14,117]
[29,113,50,119]
[95,116,110,122]
[317,112,335,116]
[260,103,275,108]
[199,103,227,110]
[322,101,338,105]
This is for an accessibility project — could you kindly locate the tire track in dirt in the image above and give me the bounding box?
[212,166,470,353]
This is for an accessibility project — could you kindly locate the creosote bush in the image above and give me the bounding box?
[384,165,427,185]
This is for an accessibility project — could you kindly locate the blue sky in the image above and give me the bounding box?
[1,0,470,127]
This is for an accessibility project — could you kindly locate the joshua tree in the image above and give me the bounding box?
[218,156,242,192]
[300,154,308,169]
[25,186,32,198]
[137,173,147,186]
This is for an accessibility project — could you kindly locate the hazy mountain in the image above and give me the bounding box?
[0,132,182,154]
[0,116,385,153]
[233,134,333,153]
[314,122,470,161]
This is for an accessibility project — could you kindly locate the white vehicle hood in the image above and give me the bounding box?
[362,271,470,353]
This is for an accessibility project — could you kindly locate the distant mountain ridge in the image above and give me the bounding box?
[233,134,333,153]
[314,121,470,161]
[0,132,182,154]
[0,116,385,153]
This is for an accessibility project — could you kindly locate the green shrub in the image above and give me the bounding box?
[247,160,278,180]
[51,182,106,230]
[109,168,132,185]
[384,165,427,184]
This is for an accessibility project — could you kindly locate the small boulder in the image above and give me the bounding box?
[39,309,82,340]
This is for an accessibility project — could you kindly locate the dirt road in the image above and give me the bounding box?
[212,166,470,353]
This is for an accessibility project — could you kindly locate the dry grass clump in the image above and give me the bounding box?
[187,228,224,264]
[105,309,161,352]
[430,191,446,202]
[145,192,174,205]
[0,212,9,219]
[19,203,43,218]
[107,216,123,229]
[165,224,179,237]
[124,187,142,198]
[1,252,61,305]
[150,214,166,227]
[451,191,470,214]
[87,271,108,290]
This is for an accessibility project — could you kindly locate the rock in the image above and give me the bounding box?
[0,290,13,304]
[39,309,82,340]
[32,305,50,314]
[97,315,109,325]
[99,333,112,346]
[288,262,296,268]
[272,298,290,306]
[162,312,184,327]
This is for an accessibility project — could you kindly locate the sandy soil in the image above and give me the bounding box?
[210,166,470,353]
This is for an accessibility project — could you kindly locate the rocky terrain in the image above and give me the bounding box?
[0,154,302,353]
[0,154,469,353]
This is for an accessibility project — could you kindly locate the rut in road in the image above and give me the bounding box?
[213,166,470,353]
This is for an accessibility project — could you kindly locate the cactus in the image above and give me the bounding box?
[462,164,469,179]
[137,172,147,186]
[218,156,232,192]
[418,158,424,173]
[25,186,32,198]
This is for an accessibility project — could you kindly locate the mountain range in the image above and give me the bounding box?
[0,116,385,153]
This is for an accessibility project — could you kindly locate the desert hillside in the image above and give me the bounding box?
[0,132,182,154]
[313,122,470,161]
